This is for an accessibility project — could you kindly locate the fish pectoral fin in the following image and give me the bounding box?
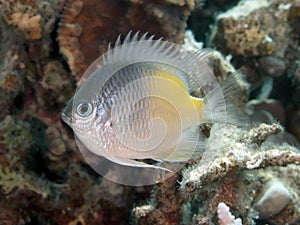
[162,125,207,162]
[104,153,173,173]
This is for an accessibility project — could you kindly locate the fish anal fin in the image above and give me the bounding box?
[105,153,173,173]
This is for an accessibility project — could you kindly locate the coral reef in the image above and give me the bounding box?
[132,123,300,224]
[289,48,300,141]
[0,0,299,224]
[0,45,27,120]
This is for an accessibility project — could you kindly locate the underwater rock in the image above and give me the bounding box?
[0,19,133,223]
[288,48,300,142]
[0,0,55,40]
[289,108,300,142]
[0,204,20,225]
[0,151,133,225]
[0,45,28,120]
[36,60,74,109]
[269,168,300,225]
[246,98,299,145]
[58,0,198,79]
[0,14,17,66]
[247,99,285,125]
[133,173,185,225]
[133,205,164,225]
[0,115,33,154]
[248,110,274,125]
[254,180,292,220]
[45,123,69,176]
[19,42,77,113]
[210,0,297,57]
[258,56,286,78]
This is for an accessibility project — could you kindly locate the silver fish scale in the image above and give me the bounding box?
[90,62,185,158]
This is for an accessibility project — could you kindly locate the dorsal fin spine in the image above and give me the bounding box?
[123,30,132,44]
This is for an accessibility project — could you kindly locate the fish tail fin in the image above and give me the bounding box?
[202,72,249,126]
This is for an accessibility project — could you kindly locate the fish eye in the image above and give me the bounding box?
[76,102,93,117]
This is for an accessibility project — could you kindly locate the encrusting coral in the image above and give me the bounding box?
[58,0,199,79]
[0,0,55,40]
[210,0,298,57]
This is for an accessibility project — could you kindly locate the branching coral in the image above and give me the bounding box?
[241,123,283,146]
[217,202,242,225]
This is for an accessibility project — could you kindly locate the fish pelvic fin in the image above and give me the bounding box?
[202,72,250,127]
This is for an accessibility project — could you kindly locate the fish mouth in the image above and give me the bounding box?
[61,97,74,127]
[61,111,72,127]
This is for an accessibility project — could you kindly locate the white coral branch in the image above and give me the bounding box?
[217,202,242,225]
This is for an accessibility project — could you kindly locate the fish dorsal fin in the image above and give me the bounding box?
[79,31,217,95]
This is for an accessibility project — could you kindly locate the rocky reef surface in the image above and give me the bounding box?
[0,0,299,224]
